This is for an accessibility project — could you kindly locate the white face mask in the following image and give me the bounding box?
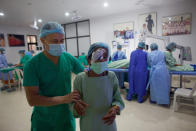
[47,44,65,56]
[90,61,108,74]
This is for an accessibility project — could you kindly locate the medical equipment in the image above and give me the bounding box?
[176,44,192,65]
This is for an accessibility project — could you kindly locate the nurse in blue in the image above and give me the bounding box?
[126,42,148,103]
[112,44,127,89]
[147,43,170,105]
[0,48,14,87]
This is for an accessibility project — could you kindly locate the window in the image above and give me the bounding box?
[63,20,91,57]
[27,35,38,53]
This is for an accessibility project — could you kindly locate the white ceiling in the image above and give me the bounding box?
[0,0,187,27]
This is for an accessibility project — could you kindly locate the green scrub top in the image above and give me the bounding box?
[78,55,88,66]
[164,51,194,71]
[23,52,84,131]
[20,54,32,65]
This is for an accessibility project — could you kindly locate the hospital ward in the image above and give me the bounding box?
[1,0,196,131]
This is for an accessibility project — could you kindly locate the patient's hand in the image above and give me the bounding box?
[74,100,88,116]
[102,106,120,125]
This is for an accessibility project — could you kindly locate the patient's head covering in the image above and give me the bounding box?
[88,42,110,60]
[150,43,158,50]
[40,22,65,38]
[138,42,145,49]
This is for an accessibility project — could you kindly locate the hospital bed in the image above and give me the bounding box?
[107,68,196,88]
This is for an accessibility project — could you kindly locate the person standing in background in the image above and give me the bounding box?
[112,44,127,89]
[127,42,148,103]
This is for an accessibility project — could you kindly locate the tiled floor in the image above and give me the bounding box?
[0,88,196,131]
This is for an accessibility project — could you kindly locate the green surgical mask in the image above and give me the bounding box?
[172,48,176,52]
[90,61,108,74]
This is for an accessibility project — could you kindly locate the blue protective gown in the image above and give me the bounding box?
[127,49,148,103]
[147,50,170,105]
[112,51,126,61]
[0,54,13,81]
[25,52,33,57]
[112,51,127,88]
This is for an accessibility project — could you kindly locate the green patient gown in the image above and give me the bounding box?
[23,52,84,131]
[164,51,194,71]
[73,71,125,131]
[108,59,129,69]
[20,54,32,65]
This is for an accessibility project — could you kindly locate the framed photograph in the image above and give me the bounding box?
[8,34,25,47]
[162,13,192,36]
[113,22,134,40]
[0,33,5,47]
[139,12,157,35]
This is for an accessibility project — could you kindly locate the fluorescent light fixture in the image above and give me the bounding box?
[65,12,70,17]
[0,12,4,16]
[103,2,109,7]
[38,19,42,23]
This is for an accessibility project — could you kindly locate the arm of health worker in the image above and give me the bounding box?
[24,86,80,107]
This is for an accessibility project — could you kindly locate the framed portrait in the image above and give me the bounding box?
[162,13,192,36]
[0,33,5,47]
[8,34,25,47]
[139,12,157,35]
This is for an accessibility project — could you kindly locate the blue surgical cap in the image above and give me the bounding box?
[0,48,5,52]
[166,42,176,51]
[88,42,110,59]
[138,42,145,49]
[150,43,158,50]
[117,44,122,49]
[81,52,85,55]
[18,50,25,54]
[40,22,65,38]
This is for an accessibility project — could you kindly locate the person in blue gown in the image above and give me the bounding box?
[112,44,126,61]
[147,43,170,105]
[112,44,127,89]
[0,48,14,88]
[126,42,148,103]
[26,50,35,57]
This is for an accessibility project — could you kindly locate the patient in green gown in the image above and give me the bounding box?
[72,42,125,131]
[164,42,194,71]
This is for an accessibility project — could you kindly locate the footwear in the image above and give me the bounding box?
[0,86,9,91]
[150,100,156,104]
[126,94,132,101]
[6,87,16,92]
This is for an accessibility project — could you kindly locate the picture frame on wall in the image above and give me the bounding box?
[0,33,5,47]
[139,12,157,35]
[113,22,134,46]
[162,13,192,36]
[8,34,25,47]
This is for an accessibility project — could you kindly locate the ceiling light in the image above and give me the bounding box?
[65,12,70,17]
[38,19,42,23]
[0,12,4,16]
[103,2,109,7]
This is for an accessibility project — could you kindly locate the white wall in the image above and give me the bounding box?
[0,25,40,64]
[90,0,196,64]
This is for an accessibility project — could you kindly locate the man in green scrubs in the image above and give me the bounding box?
[23,22,85,131]
[15,50,32,67]
[78,52,88,67]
